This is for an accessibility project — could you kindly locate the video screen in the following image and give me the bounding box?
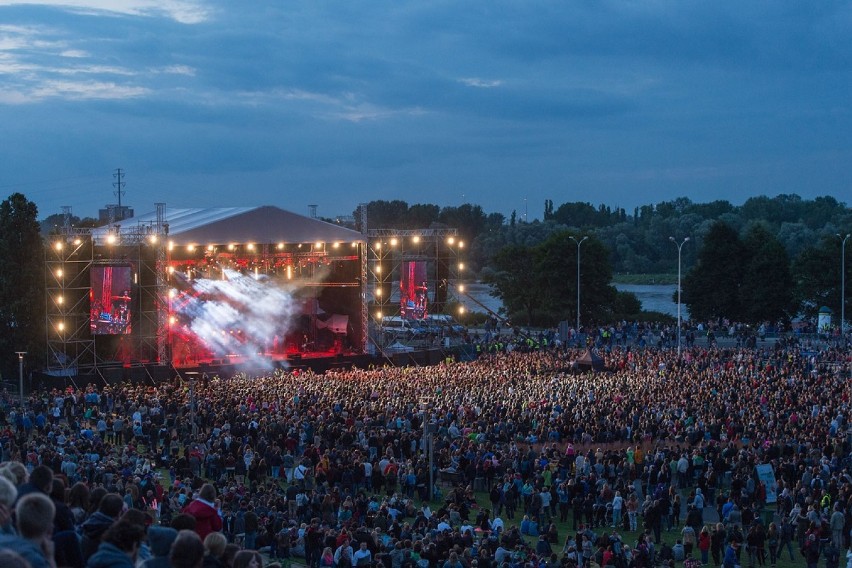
[400,261,428,319]
[90,265,133,335]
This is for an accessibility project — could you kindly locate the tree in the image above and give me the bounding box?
[483,245,541,325]
[739,223,794,323]
[682,222,746,322]
[485,232,616,327]
[791,236,849,319]
[0,193,45,377]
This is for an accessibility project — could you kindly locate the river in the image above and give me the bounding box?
[461,282,686,319]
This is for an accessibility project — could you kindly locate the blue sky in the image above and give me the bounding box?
[1,1,850,222]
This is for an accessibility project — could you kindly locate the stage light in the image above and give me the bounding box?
[228,244,235,251]
[459,263,465,270]
[168,240,174,251]
[168,266,175,274]
[376,265,382,274]
[459,241,465,248]
[376,310,383,319]
[390,238,398,246]
[187,245,196,252]
[376,242,382,250]
[207,245,214,251]
[54,242,63,251]
[169,289,176,298]
[315,241,323,248]
[412,236,420,244]
[247,243,255,251]
[56,295,64,305]
[447,237,455,245]
[458,284,465,293]
[298,243,302,248]
[458,306,465,315]
[169,316,176,325]
[375,288,382,297]
[333,242,340,248]
[287,266,292,280]
[351,242,357,247]
[149,235,158,244]
[56,269,63,278]
[277,243,284,250]
[57,322,65,331]
[106,234,116,245]
[73,238,81,246]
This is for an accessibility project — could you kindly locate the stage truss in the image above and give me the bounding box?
[365,228,463,341]
[45,205,167,377]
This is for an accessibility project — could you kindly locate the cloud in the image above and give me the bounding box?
[459,78,502,88]
[160,64,194,76]
[31,79,149,99]
[0,0,209,24]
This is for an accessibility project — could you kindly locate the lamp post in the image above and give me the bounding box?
[15,351,26,408]
[569,236,588,342]
[839,234,850,335]
[669,237,690,357]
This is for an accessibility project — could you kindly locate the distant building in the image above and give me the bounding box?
[98,205,134,223]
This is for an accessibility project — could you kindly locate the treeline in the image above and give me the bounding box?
[353,195,850,325]
[355,194,850,276]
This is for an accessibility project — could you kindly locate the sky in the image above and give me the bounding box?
[1,1,850,223]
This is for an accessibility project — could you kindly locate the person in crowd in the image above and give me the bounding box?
[86,519,147,568]
[0,493,56,568]
[169,529,206,568]
[80,493,125,563]
[182,484,223,541]
[141,525,178,568]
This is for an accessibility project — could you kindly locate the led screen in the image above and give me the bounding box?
[90,265,133,335]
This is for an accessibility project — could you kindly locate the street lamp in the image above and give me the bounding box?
[569,236,589,341]
[15,352,26,408]
[669,237,690,357]
[839,233,850,335]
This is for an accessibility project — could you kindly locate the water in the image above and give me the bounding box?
[615,283,686,318]
[461,282,686,319]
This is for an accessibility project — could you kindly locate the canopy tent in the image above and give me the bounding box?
[575,349,605,371]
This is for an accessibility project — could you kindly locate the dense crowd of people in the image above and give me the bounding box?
[0,334,850,568]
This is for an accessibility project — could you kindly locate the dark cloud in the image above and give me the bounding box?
[0,0,849,220]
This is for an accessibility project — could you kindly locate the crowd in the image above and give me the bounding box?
[0,336,850,568]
